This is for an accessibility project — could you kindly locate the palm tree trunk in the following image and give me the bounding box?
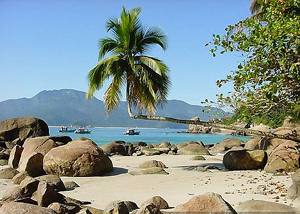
[126,104,300,142]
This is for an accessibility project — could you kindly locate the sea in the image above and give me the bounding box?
[49,126,250,146]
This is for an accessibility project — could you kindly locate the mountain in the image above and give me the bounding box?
[0,89,227,128]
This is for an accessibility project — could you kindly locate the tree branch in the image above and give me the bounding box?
[127,105,300,142]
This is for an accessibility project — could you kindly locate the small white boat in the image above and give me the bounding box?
[58,126,76,133]
[124,128,140,135]
[74,127,91,134]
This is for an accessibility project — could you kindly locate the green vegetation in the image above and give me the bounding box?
[86,7,170,116]
[211,0,300,124]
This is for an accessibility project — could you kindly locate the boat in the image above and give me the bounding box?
[58,126,76,133]
[74,127,91,134]
[124,128,140,135]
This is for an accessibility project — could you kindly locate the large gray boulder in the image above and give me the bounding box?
[223,149,267,170]
[43,138,113,176]
[0,117,49,144]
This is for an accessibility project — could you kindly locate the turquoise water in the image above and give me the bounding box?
[50,127,250,146]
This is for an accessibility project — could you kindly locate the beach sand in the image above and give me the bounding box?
[0,154,295,210]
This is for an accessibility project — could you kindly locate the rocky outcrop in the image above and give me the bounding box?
[223,150,267,170]
[0,117,49,144]
[175,192,236,213]
[264,140,300,173]
[43,138,113,176]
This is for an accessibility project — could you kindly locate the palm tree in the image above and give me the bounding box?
[86,7,299,142]
[86,7,170,117]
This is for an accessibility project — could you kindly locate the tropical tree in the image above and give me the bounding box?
[210,0,300,124]
[86,7,170,117]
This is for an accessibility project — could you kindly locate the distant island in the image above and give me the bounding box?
[0,89,228,128]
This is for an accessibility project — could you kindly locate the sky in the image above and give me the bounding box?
[0,0,252,105]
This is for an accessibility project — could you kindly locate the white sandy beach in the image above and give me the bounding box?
[0,154,296,211]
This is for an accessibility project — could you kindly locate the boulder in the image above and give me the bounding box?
[136,203,162,214]
[177,141,210,155]
[1,186,24,203]
[35,181,64,207]
[64,181,80,190]
[12,172,28,184]
[236,200,297,213]
[175,192,236,213]
[124,201,139,212]
[36,174,66,191]
[0,151,9,160]
[264,140,300,173]
[17,136,72,176]
[20,176,39,195]
[0,202,57,214]
[104,200,129,214]
[129,167,169,176]
[249,124,272,132]
[48,202,81,214]
[140,147,162,156]
[288,169,300,199]
[223,150,267,170]
[244,137,261,150]
[209,138,244,155]
[139,160,167,169]
[141,196,169,209]
[222,138,244,150]
[43,138,113,176]
[8,145,23,169]
[0,167,19,179]
[101,141,128,156]
[20,152,45,177]
[190,155,206,161]
[158,141,171,148]
[0,117,49,144]
[0,159,8,166]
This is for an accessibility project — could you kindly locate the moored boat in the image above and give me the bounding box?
[59,126,76,133]
[124,128,140,135]
[74,127,91,134]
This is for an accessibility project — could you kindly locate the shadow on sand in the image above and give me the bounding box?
[104,167,128,176]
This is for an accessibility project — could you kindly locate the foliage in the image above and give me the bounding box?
[221,105,286,128]
[210,0,300,122]
[86,7,170,115]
